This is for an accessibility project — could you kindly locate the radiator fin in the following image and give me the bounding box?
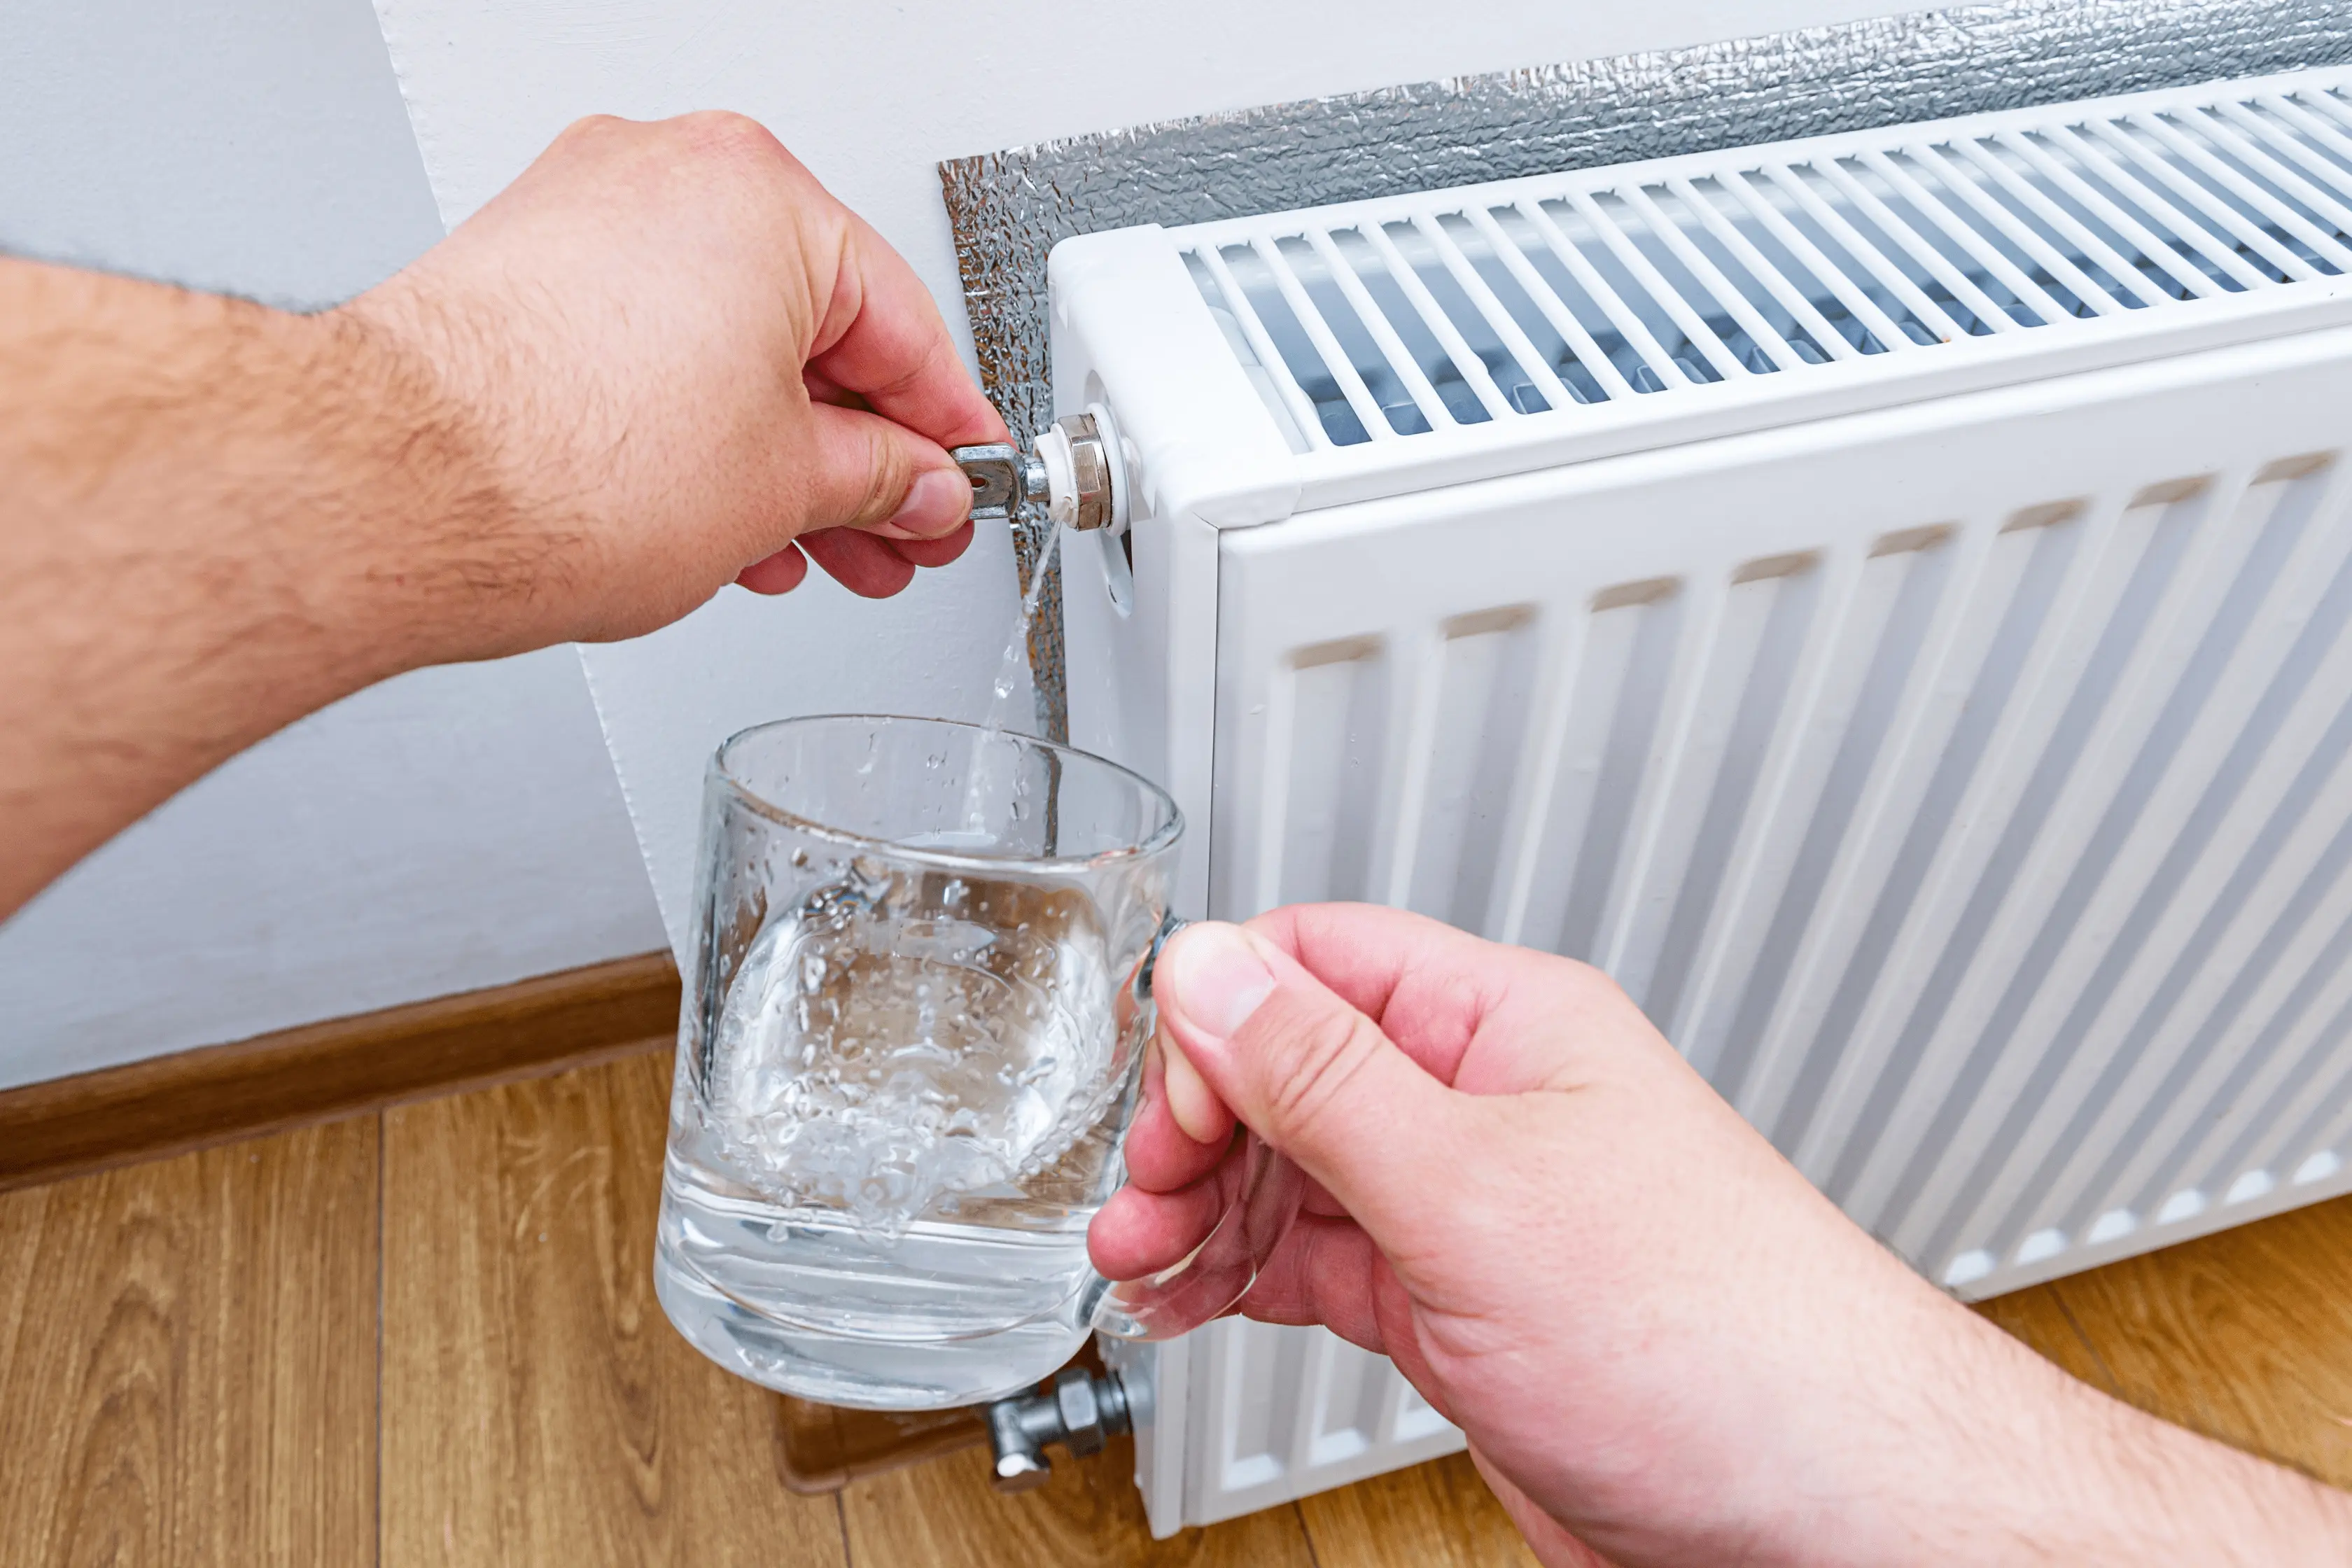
[1188,1320,1464,1520]
[1214,416,2352,1296]
[1176,74,2352,455]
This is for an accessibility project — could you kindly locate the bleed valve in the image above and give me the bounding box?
[951,408,1121,532]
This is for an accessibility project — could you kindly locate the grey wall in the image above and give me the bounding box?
[0,0,440,306]
[0,0,666,1088]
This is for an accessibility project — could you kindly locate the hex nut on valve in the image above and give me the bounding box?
[1054,1365,1120,1457]
[1030,414,1116,531]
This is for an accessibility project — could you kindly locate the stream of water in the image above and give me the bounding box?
[979,522,1060,741]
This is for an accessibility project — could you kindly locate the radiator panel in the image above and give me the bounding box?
[1152,333,2352,1525]
[1209,332,2352,1302]
[1049,64,2352,1540]
[1180,1322,1464,1525]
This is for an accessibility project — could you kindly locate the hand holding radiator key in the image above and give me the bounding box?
[337,109,1010,635]
[1093,906,2352,1568]
[0,107,1016,919]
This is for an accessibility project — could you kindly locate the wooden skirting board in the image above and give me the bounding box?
[0,951,680,1193]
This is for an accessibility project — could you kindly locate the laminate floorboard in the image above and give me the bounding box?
[841,1436,1318,1568]
[2045,1194,2352,1489]
[1971,1282,2117,1392]
[0,1119,377,1568]
[1295,1450,1541,1568]
[378,1052,843,1568]
[13,1048,2352,1563]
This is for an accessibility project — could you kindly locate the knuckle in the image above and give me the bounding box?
[1546,951,1632,1009]
[550,114,626,156]
[849,441,909,524]
[675,109,780,167]
[1256,1001,1378,1143]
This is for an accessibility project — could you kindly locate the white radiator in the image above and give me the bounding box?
[1049,64,2352,1534]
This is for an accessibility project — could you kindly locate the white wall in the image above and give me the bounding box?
[0,657,661,1082]
[374,0,1942,951]
[375,0,1945,370]
[0,0,664,1088]
[0,0,1938,1088]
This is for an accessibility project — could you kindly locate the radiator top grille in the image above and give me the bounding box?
[1173,69,2352,461]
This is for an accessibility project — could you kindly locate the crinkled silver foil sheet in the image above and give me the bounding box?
[944,0,2352,740]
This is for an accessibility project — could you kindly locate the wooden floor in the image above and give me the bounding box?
[6,1053,2352,1567]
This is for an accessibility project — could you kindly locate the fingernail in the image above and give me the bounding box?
[880,468,969,538]
[1163,923,1277,1044]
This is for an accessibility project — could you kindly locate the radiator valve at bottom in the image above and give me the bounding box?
[984,1366,1132,1493]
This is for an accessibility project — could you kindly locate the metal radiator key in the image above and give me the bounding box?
[952,412,1116,531]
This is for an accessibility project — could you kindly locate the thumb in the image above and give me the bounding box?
[1154,920,1458,1240]
[799,400,973,541]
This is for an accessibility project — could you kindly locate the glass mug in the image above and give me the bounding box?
[654,715,1303,1409]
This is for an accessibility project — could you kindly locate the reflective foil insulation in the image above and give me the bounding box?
[941,0,2352,741]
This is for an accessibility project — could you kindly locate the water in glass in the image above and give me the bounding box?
[654,715,1173,1409]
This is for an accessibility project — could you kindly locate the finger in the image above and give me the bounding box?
[735,545,808,594]
[1237,1214,1390,1352]
[1121,1040,1233,1194]
[802,363,867,410]
[884,521,973,570]
[1086,1185,1209,1281]
[801,402,973,540]
[1154,921,1461,1246]
[810,209,1007,449]
[1301,1175,1348,1218]
[799,528,915,598]
[1245,903,1619,1097]
[1156,1011,1229,1144]
[1243,904,1509,1081]
[1087,1152,1244,1280]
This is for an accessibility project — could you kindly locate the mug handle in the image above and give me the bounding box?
[1085,918,1308,1341]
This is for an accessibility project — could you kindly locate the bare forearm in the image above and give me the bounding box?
[2080,1394,2352,1562]
[0,117,999,925]
[1855,1303,2352,1565]
[2021,1354,2352,1562]
[0,256,505,916]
